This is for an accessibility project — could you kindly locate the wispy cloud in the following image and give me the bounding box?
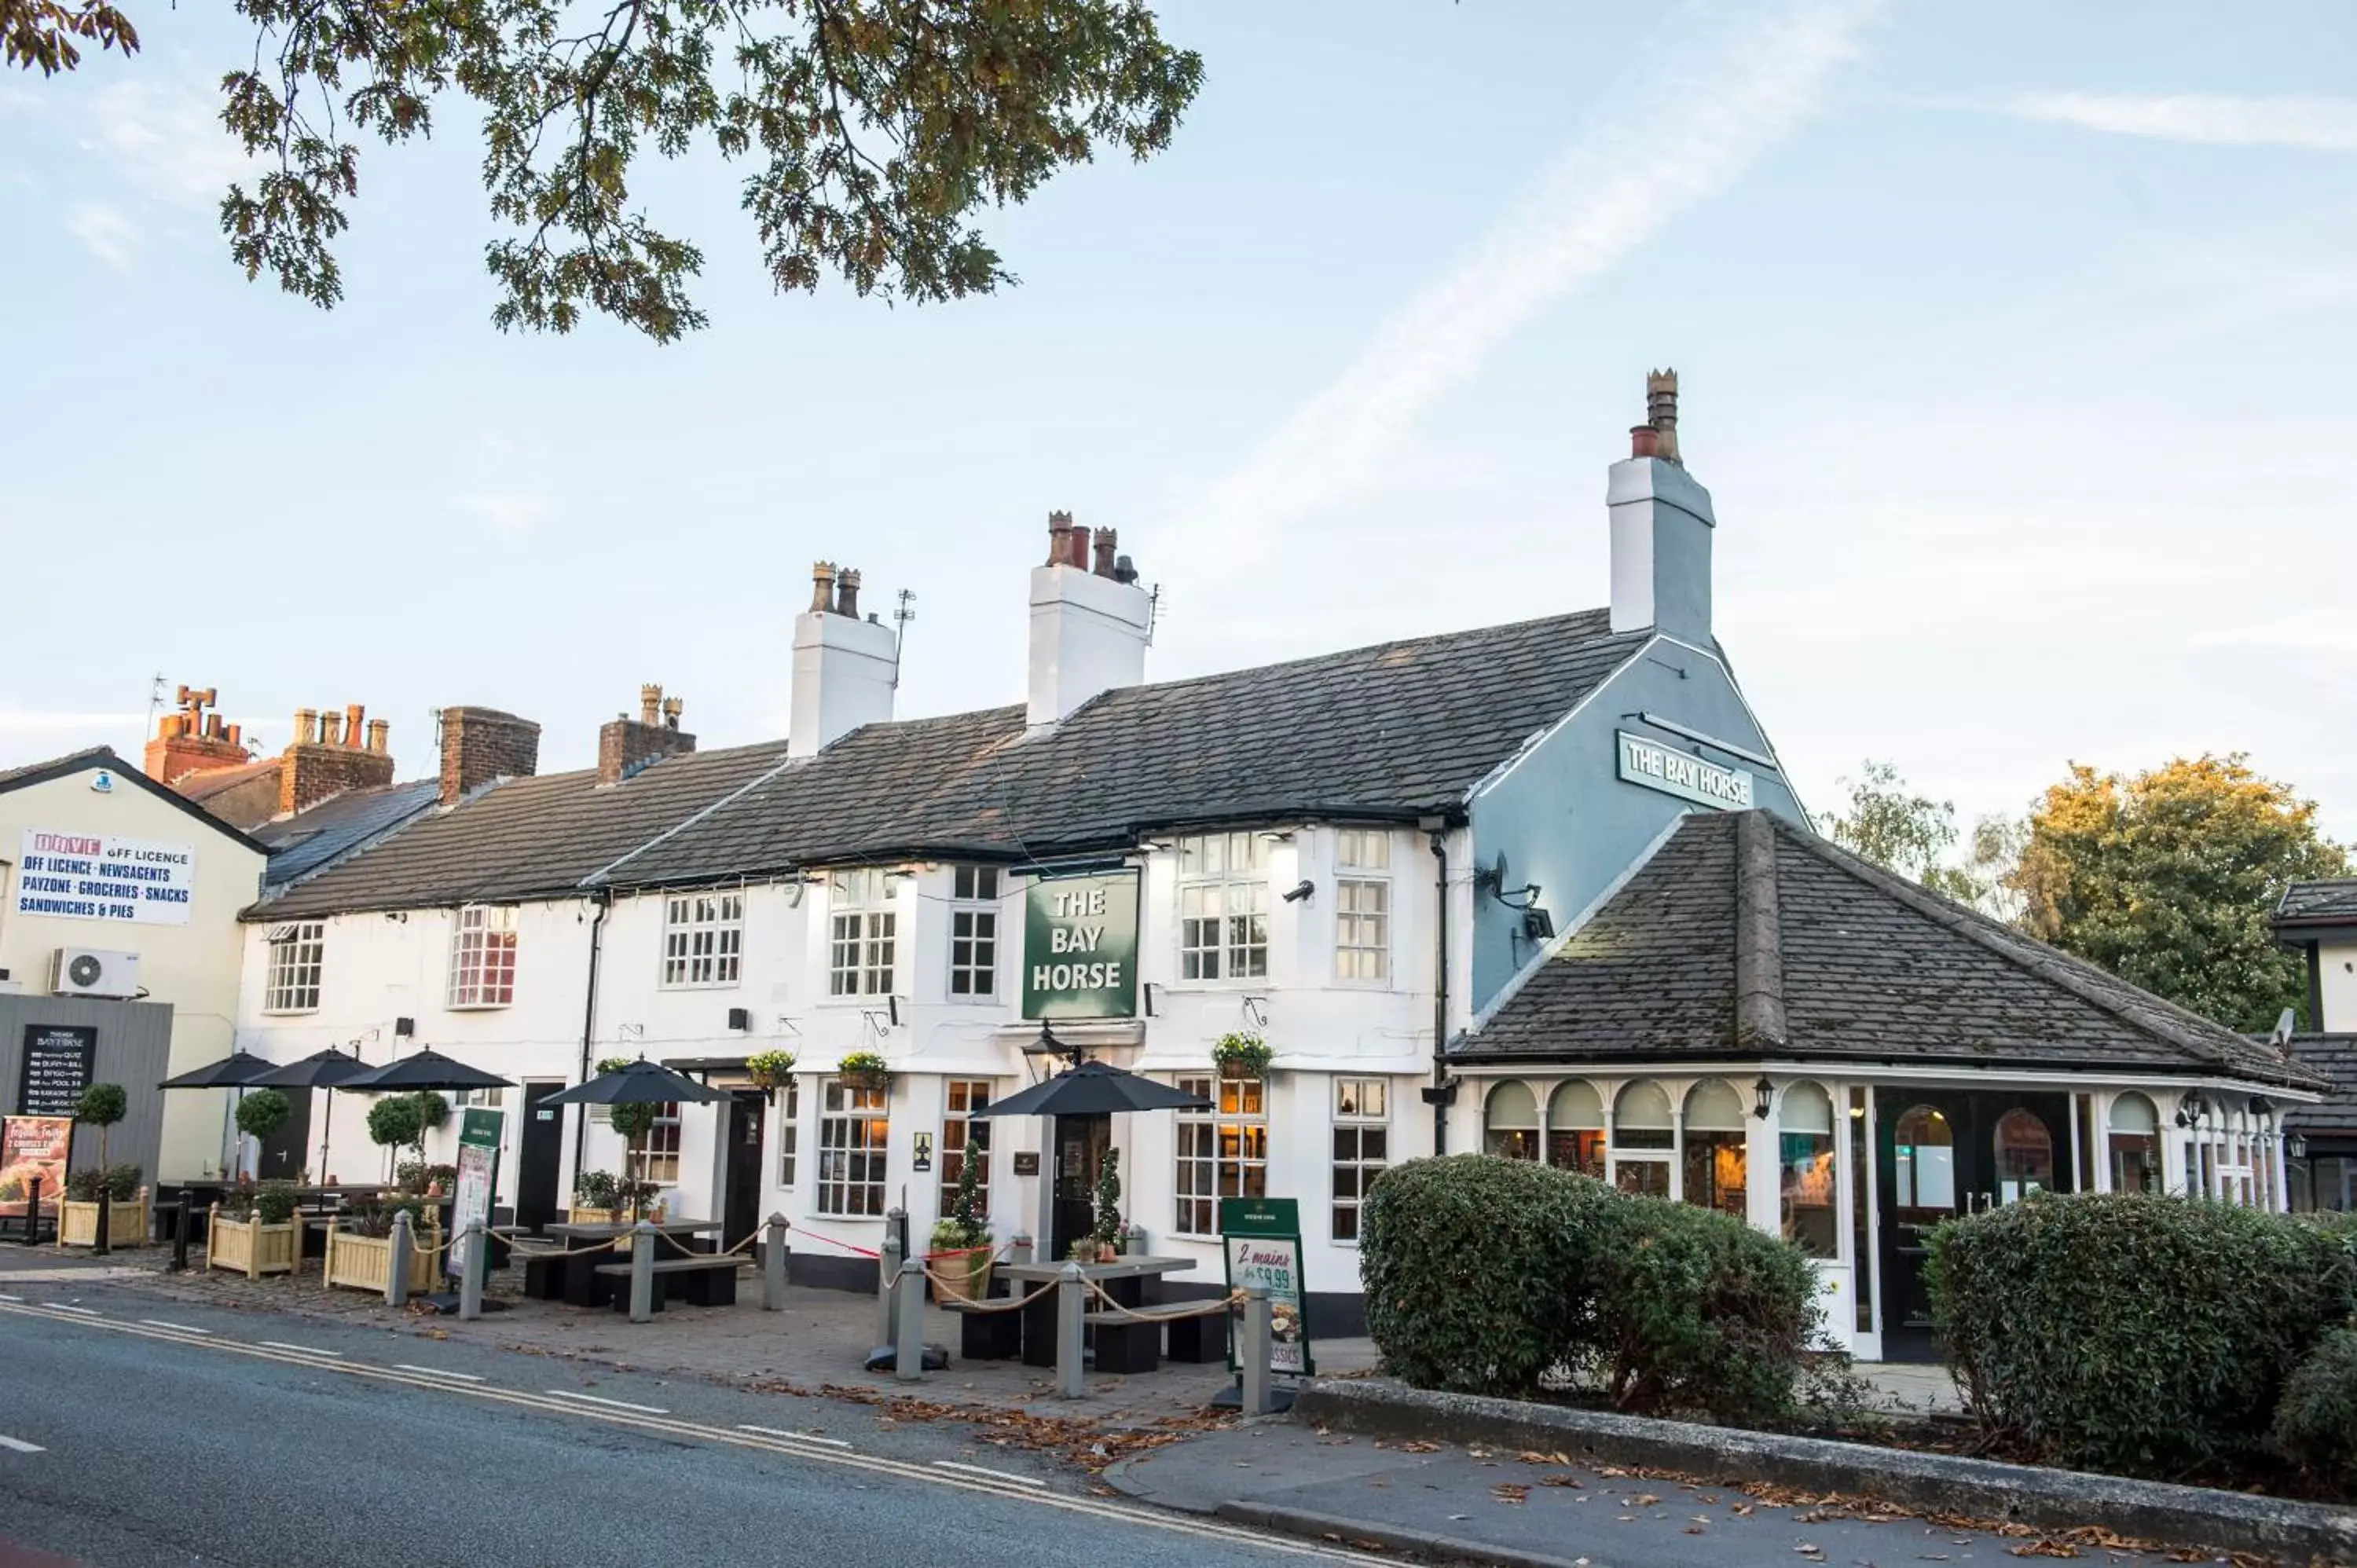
[0,710,143,735]
[2004,93,2357,152]
[1176,0,1879,550]
[452,493,555,534]
[82,80,258,205]
[64,202,136,270]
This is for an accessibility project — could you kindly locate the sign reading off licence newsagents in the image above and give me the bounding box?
[15,828,196,925]
[1022,870,1138,1020]
[1615,731,1754,811]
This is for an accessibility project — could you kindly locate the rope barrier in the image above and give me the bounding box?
[918,1274,1064,1313]
[652,1226,764,1260]
[1080,1278,1245,1323]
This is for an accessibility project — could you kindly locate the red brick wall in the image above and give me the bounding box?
[438,707,541,805]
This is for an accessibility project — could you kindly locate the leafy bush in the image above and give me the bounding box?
[66,1168,107,1203]
[367,1095,425,1153]
[1589,1197,1817,1423]
[573,1170,621,1208]
[2274,1328,2357,1483]
[344,1196,427,1238]
[412,1091,450,1132]
[73,1083,127,1128]
[236,1088,292,1141]
[254,1185,299,1225]
[67,1163,142,1203]
[1930,1193,2357,1475]
[1358,1156,1617,1396]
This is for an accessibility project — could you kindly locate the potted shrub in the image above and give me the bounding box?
[235,1086,293,1178]
[59,1162,146,1249]
[368,1095,426,1184]
[929,1152,992,1302]
[1211,1033,1273,1080]
[207,1181,300,1278]
[746,1048,796,1094]
[322,1196,440,1293]
[837,1050,891,1094]
[570,1170,623,1224]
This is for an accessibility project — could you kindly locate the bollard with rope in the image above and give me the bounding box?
[629,1219,656,1323]
[877,1223,904,1349]
[763,1213,788,1311]
[457,1219,486,1321]
[1055,1262,1086,1399]
[386,1209,415,1309]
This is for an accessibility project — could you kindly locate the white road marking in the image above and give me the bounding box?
[49,1305,99,1316]
[735,1424,851,1448]
[139,1320,211,1335]
[394,1365,486,1383]
[259,1342,342,1357]
[0,1292,20,1302]
[544,1390,667,1415]
[933,1460,1044,1486]
[0,1434,44,1454]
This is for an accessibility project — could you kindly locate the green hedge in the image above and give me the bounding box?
[1929,1193,2357,1475]
[2275,1327,2357,1483]
[1358,1156,1615,1396]
[1359,1156,1819,1423]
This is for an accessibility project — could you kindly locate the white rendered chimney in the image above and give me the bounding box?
[1027,511,1152,728]
[790,562,898,757]
[1607,368,1716,643]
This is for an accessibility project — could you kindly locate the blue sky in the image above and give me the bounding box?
[3,0,2353,844]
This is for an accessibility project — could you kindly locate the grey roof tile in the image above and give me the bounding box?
[2286,1036,2357,1134]
[2281,880,2357,925]
[254,779,441,889]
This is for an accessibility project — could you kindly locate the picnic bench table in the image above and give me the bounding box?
[996,1256,1200,1371]
[590,1254,746,1312]
[531,1220,721,1307]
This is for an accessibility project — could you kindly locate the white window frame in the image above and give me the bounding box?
[776,1077,801,1190]
[828,870,897,997]
[453,1086,506,1110]
[446,904,519,1009]
[640,1102,682,1185]
[1333,830,1391,984]
[1173,1071,1267,1237]
[1176,832,1269,983]
[940,1078,994,1217]
[661,891,743,988]
[263,921,325,1013]
[1331,1077,1388,1244]
[816,1075,889,1217]
[948,866,1000,998]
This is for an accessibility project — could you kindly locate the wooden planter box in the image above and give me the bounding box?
[931,1249,992,1303]
[207,1207,297,1278]
[568,1206,624,1226]
[58,1191,148,1248]
[322,1223,442,1293]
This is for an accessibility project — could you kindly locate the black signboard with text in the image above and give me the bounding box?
[18,1024,97,1117]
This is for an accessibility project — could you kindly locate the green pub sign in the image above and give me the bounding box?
[1021,870,1140,1020]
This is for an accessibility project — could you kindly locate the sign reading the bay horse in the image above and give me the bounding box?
[1021,870,1139,1020]
[1221,1196,1314,1377]
[1615,731,1754,811]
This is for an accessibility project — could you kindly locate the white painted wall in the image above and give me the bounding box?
[2318,937,2357,1032]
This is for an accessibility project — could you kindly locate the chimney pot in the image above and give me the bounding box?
[662,695,684,731]
[1629,423,1659,459]
[639,683,663,725]
[1046,511,1075,567]
[1113,553,1139,585]
[365,719,388,755]
[809,561,837,615]
[1092,528,1118,577]
[320,711,345,747]
[1645,367,1681,464]
[835,567,863,621]
[293,707,317,746]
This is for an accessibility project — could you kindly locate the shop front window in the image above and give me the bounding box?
[1779,1082,1838,1259]
[1546,1080,1606,1178]
[1613,1081,1672,1196]
[1993,1108,2054,1203]
[1484,1080,1538,1161]
[1681,1079,1747,1218]
[1893,1105,1956,1222]
[2106,1093,2160,1195]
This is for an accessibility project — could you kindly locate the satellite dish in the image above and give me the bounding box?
[1477,850,1508,897]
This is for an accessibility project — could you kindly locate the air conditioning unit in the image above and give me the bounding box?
[50,947,141,999]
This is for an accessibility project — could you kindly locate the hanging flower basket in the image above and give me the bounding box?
[1211,1032,1274,1080]
[746,1049,796,1092]
[836,1052,892,1094]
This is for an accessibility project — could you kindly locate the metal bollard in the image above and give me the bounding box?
[878,1225,904,1346]
[458,1220,486,1321]
[20,1176,39,1247]
[93,1185,111,1258]
[386,1210,415,1309]
[629,1219,655,1323]
[893,1257,927,1382]
[1056,1262,1086,1399]
[1241,1286,1274,1416]
[170,1189,192,1273]
[762,1213,788,1311]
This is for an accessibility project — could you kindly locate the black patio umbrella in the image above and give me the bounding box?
[540,1057,730,1107]
[339,1046,513,1094]
[251,1046,377,1186]
[970,1058,1211,1119]
[157,1050,280,1180]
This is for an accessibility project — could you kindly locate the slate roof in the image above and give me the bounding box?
[600,610,1648,887]
[0,746,270,854]
[1462,810,2323,1089]
[251,779,441,890]
[250,743,791,918]
[178,758,280,802]
[2279,880,2357,928]
[2286,1037,2357,1136]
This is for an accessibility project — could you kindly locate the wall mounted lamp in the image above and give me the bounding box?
[1753,1076,1774,1119]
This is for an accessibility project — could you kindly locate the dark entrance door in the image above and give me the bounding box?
[1877,1088,2074,1360]
[724,1090,768,1250]
[515,1082,566,1233]
[1050,1112,1109,1260]
[255,1090,310,1182]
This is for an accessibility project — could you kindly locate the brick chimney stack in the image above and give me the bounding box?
[280,700,398,814]
[599,683,698,785]
[437,706,540,806]
[144,684,252,786]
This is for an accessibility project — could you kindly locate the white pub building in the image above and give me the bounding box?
[232,376,2319,1358]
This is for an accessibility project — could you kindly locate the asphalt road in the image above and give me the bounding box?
[0,1296,1384,1568]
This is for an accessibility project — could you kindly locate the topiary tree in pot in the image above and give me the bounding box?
[69,1083,130,1251]
[235,1087,291,1160]
[365,1094,425,1184]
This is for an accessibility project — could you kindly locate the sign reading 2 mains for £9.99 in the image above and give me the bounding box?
[1615,731,1754,811]
[1021,870,1139,1020]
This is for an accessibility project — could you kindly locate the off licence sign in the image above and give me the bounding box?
[1021,870,1139,1020]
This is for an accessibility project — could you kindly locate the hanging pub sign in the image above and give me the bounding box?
[18,1025,97,1117]
[1021,870,1139,1020]
[446,1108,503,1277]
[1615,731,1754,811]
[1221,1196,1314,1377]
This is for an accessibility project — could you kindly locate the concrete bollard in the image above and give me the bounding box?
[629,1219,656,1323]
[93,1185,111,1258]
[1241,1286,1274,1416]
[878,1225,904,1346]
[762,1213,788,1312]
[458,1220,486,1321]
[386,1210,415,1309]
[1056,1262,1086,1399]
[893,1257,927,1382]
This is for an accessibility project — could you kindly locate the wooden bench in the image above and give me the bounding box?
[593,1255,745,1311]
[1081,1301,1230,1374]
[941,1296,1024,1361]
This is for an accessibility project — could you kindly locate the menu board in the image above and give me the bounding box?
[18,1025,97,1117]
[0,1116,72,1207]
